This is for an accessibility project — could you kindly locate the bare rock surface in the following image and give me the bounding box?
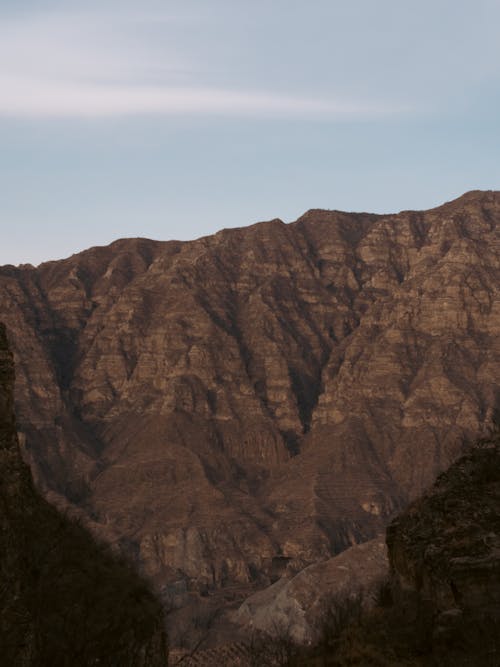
[234,537,388,643]
[1,190,500,629]
[387,435,500,619]
[347,434,500,666]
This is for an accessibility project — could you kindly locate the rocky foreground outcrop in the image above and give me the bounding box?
[0,323,167,666]
[172,438,500,664]
[386,433,500,656]
[327,434,500,666]
[1,190,500,633]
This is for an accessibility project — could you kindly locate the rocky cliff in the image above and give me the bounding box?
[1,190,499,615]
[173,436,500,664]
[386,431,500,661]
[234,536,388,644]
[324,433,500,666]
[0,323,167,666]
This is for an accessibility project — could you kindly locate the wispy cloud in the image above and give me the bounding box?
[0,75,405,118]
[0,7,408,119]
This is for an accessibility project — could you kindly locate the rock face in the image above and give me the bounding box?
[364,435,500,665]
[0,323,167,666]
[387,434,500,623]
[1,190,499,604]
[234,537,388,643]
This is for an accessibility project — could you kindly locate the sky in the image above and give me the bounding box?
[1,0,500,266]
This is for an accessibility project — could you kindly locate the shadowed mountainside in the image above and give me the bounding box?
[170,435,500,665]
[0,323,167,666]
[1,190,499,626]
[327,433,500,666]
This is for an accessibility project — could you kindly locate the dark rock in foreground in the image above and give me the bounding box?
[323,434,500,666]
[384,432,500,664]
[0,323,167,666]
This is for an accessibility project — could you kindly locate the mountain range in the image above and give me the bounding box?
[1,190,499,642]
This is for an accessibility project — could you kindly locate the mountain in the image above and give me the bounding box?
[234,536,388,644]
[384,432,500,664]
[0,322,167,665]
[171,434,500,665]
[322,433,500,667]
[1,190,499,634]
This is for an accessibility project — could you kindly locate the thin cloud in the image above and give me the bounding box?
[0,7,409,119]
[0,75,406,118]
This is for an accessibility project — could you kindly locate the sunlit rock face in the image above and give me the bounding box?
[1,190,499,598]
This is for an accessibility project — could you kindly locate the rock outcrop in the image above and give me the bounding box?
[175,437,500,664]
[0,323,167,666]
[326,434,500,666]
[0,190,499,618]
[234,537,388,643]
[387,432,500,638]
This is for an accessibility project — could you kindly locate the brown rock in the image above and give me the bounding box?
[386,436,500,616]
[0,190,499,612]
[234,537,388,643]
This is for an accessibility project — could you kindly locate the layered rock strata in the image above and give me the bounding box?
[0,190,499,604]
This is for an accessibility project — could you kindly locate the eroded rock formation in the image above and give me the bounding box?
[387,433,500,626]
[0,190,499,610]
[329,435,500,666]
[234,537,388,643]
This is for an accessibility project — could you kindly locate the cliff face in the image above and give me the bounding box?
[290,436,500,666]
[361,435,500,666]
[1,190,499,598]
[234,537,388,644]
[387,434,500,622]
[0,323,167,666]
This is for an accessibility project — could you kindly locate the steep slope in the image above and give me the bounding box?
[0,323,167,666]
[387,432,500,631]
[234,537,388,643]
[175,436,500,664]
[329,434,500,666]
[0,190,499,605]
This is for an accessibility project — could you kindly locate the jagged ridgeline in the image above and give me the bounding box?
[0,323,167,666]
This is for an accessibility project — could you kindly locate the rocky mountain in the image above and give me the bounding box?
[173,435,500,665]
[327,434,500,666]
[0,322,167,665]
[1,190,499,629]
[386,432,500,659]
[234,536,388,644]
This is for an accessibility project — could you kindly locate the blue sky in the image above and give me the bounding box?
[1,0,500,265]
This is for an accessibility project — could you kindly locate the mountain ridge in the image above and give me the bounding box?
[1,190,499,641]
[6,189,498,272]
